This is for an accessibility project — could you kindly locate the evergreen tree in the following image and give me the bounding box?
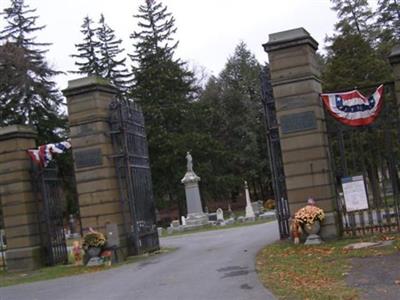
[377,0,400,41]
[97,14,131,93]
[323,33,391,91]
[129,0,197,211]
[71,16,102,76]
[324,0,392,91]
[198,42,270,202]
[330,0,374,38]
[0,0,65,143]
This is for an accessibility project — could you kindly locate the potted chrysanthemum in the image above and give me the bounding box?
[82,228,106,263]
[294,198,325,244]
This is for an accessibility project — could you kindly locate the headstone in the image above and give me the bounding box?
[181,152,208,226]
[171,220,180,228]
[251,202,261,216]
[216,208,224,222]
[181,216,187,226]
[244,181,255,220]
[225,218,235,225]
[207,213,217,221]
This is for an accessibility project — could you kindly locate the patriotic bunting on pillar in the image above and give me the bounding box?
[320,85,384,126]
[27,141,71,167]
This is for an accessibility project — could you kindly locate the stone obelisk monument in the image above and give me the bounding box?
[244,181,255,220]
[181,152,208,226]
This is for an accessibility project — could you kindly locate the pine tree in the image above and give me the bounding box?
[329,0,377,45]
[323,32,391,91]
[97,14,131,93]
[0,0,65,143]
[324,0,393,91]
[71,16,102,76]
[197,42,270,202]
[129,0,197,210]
[377,0,400,41]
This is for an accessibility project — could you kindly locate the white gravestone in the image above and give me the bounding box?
[216,208,224,222]
[244,181,255,219]
[181,215,187,226]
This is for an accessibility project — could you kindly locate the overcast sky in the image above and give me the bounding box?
[0,0,379,89]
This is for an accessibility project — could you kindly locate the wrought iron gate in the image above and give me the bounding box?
[32,163,68,266]
[109,98,159,255]
[326,82,400,236]
[261,68,290,239]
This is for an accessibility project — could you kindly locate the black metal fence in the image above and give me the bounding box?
[326,82,400,236]
[109,98,159,255]
[261,68,290,239]
[31,163,68,265]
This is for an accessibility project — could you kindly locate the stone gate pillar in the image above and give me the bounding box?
[63,77,127,255]
[0,125,42,270]
[263,28,338,239]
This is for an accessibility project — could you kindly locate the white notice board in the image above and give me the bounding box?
[341,175,369,212]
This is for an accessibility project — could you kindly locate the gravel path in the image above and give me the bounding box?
[0,221,279,300]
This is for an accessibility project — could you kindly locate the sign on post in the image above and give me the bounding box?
[341,175,369,212]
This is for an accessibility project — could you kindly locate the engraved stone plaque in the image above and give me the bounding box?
[74,148,102,169]
[280,111,317,134]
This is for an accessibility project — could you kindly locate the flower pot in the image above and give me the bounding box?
[86,247,101,258]
[303,220,321,235]
[303,220,322,245]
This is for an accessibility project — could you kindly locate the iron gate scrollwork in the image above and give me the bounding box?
[261,67,290,239]
[109,98,160,255]
[32,163,68,266]
[326,82,400,236]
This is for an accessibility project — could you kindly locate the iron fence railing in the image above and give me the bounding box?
[326,82,400,236]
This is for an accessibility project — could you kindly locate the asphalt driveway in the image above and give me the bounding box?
[0,221,279,300]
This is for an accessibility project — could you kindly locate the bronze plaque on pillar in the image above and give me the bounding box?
[280,111,317,134]
[74,148,102,169]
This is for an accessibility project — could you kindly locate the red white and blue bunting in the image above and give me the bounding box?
[27,141,71,167]
[321,85,384,127]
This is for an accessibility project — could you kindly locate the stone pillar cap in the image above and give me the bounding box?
[63,76,118,97]
[263,27,318,52]
[0,125,37,140]
[181,171,201,184]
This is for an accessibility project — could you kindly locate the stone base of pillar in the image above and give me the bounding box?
[5,246,43,270]
[320,212,339,240]
[186,212,209,226]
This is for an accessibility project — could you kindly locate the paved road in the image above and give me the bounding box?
[1,222,279,300]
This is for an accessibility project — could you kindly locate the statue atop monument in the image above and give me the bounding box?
[186,151,193,172]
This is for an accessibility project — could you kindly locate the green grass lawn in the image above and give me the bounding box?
[0,248,174,287]
[256,234,400,300]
